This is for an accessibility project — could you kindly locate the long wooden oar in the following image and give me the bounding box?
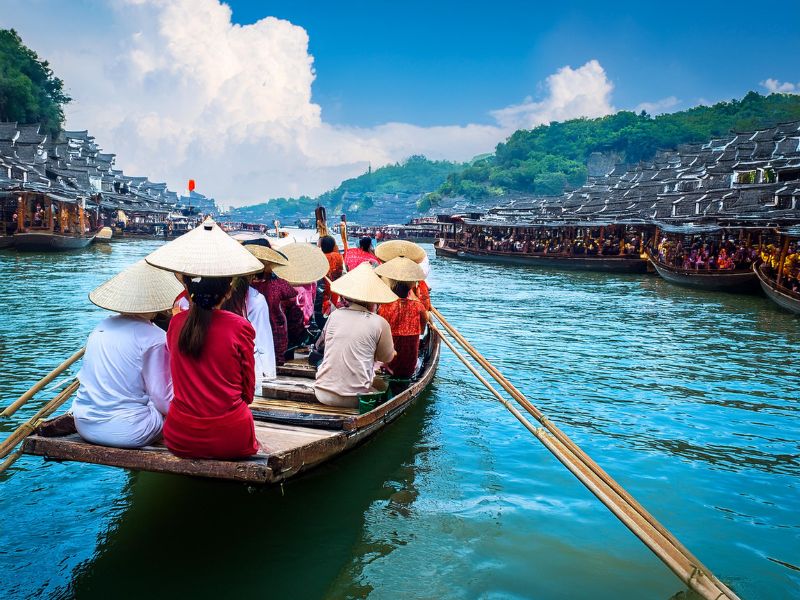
[1,347,84,417]
[0,379,80,465]
[428,314,739,600]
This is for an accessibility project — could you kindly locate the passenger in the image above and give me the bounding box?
[375,258,428,378]
[344,236,381,271]
[164,276,259,459]
[221,275,277,386]
[314,263,397,408]
[71,260,182,448]
[320,235,344,315]
[249,244,297,366]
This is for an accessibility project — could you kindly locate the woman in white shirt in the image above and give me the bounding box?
[71,260,182,448]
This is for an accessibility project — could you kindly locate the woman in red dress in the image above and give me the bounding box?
[377,282,428,378]
[163,276,259,459]
[343,237,381,271]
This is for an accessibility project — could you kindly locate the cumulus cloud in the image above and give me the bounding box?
[761,78,799,94]
[1,0,620,206]
[490,60,614,129]
[634,96,680,115]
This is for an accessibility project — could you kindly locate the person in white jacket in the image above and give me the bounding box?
[71,260,182,448]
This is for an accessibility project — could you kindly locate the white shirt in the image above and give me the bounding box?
[247,286,276,382]
[72,315,173,422]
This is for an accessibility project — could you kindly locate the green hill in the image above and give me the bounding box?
[434,91,800,200]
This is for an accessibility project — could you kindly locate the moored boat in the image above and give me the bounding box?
[754,263,800,314]
[0,235,13,249]
[649,254,759,293]
[22,336,440,484]
[13,231,95,250]
[10,190,97,251]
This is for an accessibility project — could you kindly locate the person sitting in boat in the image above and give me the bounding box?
[375,258,428,379]
[314,263,397,408]
[320,235,344,316]
[164,276,259,459]
[71,260,182,448]
[248,242,298,366]
[344,236,381,271]
[221,275,277,388]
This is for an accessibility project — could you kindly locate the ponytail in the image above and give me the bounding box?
[178,276,232,358]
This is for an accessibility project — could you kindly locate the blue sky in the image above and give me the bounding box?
[228,0,800,127]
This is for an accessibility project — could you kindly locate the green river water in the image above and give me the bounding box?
[0,241,798,599]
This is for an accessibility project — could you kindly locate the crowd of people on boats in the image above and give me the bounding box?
[760,241,800,292]
[69,222,433,460]
[461,230,643,256]
[655,237,759,271]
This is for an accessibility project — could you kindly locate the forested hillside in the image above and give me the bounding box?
[0,29,70,136]
[432,92,800,201]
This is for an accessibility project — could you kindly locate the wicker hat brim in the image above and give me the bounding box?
[145,217,265,277]
[271,243,330,285]
[89,260,184,314]
[374,240,426,263]
[246,244,289,266]
[330,262,398,304]
[374,256,426,282]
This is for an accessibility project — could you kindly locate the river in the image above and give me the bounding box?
[1,241,798,599]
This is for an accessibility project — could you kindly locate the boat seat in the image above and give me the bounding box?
[250,396,357,430]
[276,358,317,379]
[261,376,317,402]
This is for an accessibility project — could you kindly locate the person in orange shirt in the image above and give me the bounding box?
[320,235,344,315]
[378,282,427,378]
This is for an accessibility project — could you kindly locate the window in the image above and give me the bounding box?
[736,171,757,184]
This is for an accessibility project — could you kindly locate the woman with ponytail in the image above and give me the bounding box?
[163,276,260,459]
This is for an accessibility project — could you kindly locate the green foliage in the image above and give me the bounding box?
[0,29,70,136]
[228,155,464,222]
[439,92,800,198]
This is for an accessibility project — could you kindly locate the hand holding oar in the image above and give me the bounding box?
[1,347,85,418]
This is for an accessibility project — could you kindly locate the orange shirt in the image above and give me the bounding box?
[379,298,427,337]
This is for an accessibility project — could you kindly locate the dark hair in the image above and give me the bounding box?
[221,276,249,317]
[320,235,336,253]
[393,281,411,299]
[179,276,232,358]
[359,237,373,252]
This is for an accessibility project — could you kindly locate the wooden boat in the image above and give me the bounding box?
[754,263,800,314]
[0,235,14,249]
[434,240,647,273]
[22,334,441,485]
[13,231,96,251]
[648,254,759,293]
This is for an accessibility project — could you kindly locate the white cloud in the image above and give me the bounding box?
[761,78,799,94]
[634,96,680,115]
[1,1,620,206]
[490,60,614,129]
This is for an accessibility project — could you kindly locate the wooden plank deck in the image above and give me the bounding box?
[261,376,317,402]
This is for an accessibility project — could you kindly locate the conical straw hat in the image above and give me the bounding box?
[374,256,426,282]
[375,240,426,263]
[330,262,398,304]
[89,260,184,314]
[246,244,289,266]
[272,243,330,285]
[145,217,264,277]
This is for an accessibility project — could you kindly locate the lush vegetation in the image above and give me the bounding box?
[0,29,70,136]
[434,92,800,200]
[228,155,464,222]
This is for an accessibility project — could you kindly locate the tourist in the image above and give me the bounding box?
[71,260,182,448]
[344,236,381,271]
[375,258,428,378]
[144,216,267,459]
[164,276,259,459]
[221,275,277,386]
[320,235,343,315]
[248,243,297,366]
[314,263,397,408]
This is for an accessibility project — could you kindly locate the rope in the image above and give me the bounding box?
[428,310,739,600]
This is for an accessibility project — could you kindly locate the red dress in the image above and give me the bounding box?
[378,298,427,378]
[163,310,259,459]
[252,274,298,365]
[322,251,344,315]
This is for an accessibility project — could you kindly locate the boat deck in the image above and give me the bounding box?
[22,335,441,484]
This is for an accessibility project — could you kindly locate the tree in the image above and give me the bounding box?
[0,29,71,135]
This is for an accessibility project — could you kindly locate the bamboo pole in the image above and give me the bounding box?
[0,379,80,461]
[429,310,739,600]
[340,215,350,253]
[1,347,84,417]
